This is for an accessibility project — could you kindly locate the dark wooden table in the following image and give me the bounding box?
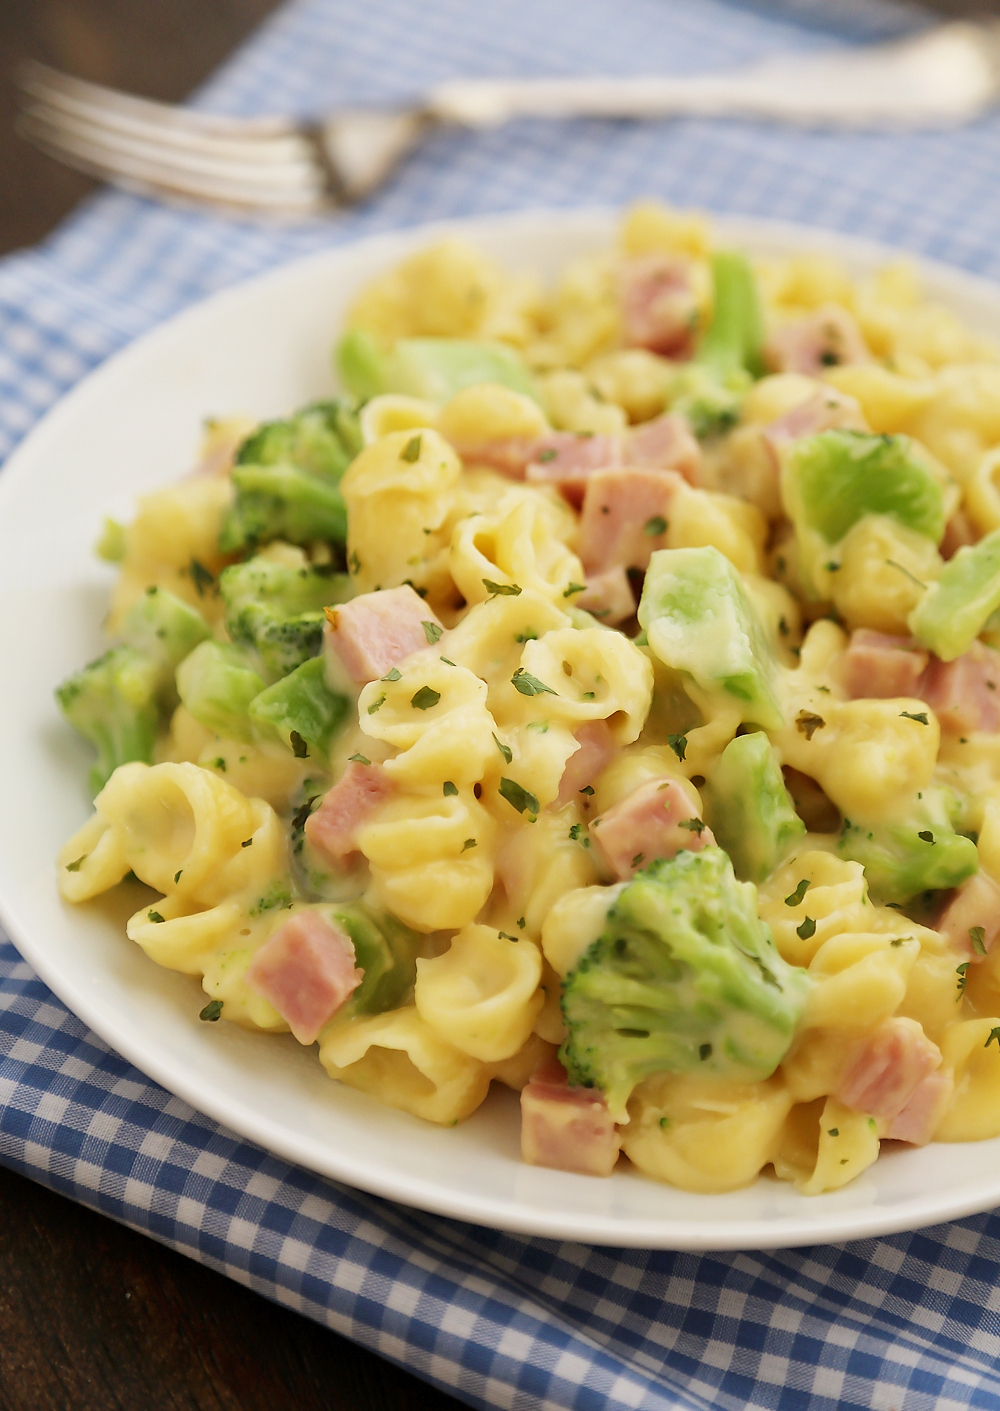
[2,0,997,1405]
[0,5,461,1407]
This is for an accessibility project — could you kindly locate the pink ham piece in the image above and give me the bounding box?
[305,762,393,861]
[525,433,621,506]
[763,386,867,451]
[246,910,363,1045]
[618,254,699,357]
[446,434,547,480]
[836,1017,943,1123]
[578,467,683,575]
[623,414,701,486]
[589,776,714,880]
[324,585,442,685]
[885,1070,953,1145]
[556,721,619,806]
[466,415,699,498]
[936,871,1000,958]
[575,566,636,627]
[919,642,1000,733]
[765,304,870,376]
[841,630,929,700]
[520,1055,621,1176]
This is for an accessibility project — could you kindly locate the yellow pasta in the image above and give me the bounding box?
[623,1073,792,1194]
[448,485,582,607]
[415,925,544,1061]
[56,201,1000,1199]
[319,1007,490,1124]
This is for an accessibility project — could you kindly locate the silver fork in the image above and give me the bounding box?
[18,22,1000,220]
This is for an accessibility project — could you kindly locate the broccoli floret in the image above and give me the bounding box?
[219,400,360,555]
[176,641,266,742]
[838,792,978,904]
[704,731,805,883]
[668,250,764,438]
[120,586,211,676]
[219,464,349,555]
[909,525,1000,661]
[332,904,422,1015]
[560,847,810,1118]
[783,430,945,596]
[336,329,537,404]
[55,647,161,794]
[220,556,351,680]
[236,399,362,478]
[249,655,349,759]
[638,546,783,729]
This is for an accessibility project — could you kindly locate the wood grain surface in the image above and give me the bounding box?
[2,1,999,1407]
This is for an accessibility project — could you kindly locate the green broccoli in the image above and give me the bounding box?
[638,546,783,729]
[704,731,805,883]
[219,400,360,554]
[249,655,349,759]
[560,847,811,1118]
[236,400,362,478]
[336,329,537,404]
[782,430,945,595]
[331,904,422,1015]
[668,250,764,438]
[120,586,211,677]
[838,792,978,904]
[909,525,1000,661]
[55,647,161,794]
[220,464,349,555]
[175,641,266,742]
[220,556,351,680]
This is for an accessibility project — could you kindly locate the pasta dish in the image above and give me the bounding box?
[54,203,1000,1196]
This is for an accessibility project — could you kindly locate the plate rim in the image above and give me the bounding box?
[4,205,1000,1250]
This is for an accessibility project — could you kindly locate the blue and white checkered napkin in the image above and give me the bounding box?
[8,1,1000,1405]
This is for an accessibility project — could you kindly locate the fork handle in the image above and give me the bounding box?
[425,25,1000,128]
[426,73,794,125]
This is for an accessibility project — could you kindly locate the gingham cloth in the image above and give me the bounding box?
[6,1,1000,1406]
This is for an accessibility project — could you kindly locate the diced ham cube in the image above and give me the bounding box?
[919,642,1000,733]
[618,254,699,357]
[556,721,619,805]
[623,413,701,486]
[762,386,867,451]
[836,1017,942,1122]
[885,1070,953,1145]
[765,305,870,376]
[589,776,714,880]
[324,585,442,685]
[841,629,929,700]
[305,762,393,861]
[578,467,683,575]
[520,1056,621,1177]
[575,566,636,627]
[445,434,543,480]
[936,871,1000,958]
[525,433,621,507]
[246,910,363,1045]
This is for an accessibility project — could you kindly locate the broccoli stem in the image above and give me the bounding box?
[55,647,161,795]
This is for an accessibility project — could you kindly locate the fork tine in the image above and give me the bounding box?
[20,98,320,189]
[17,110,328,214]
[21,66,307,167]
[20,60,294,138]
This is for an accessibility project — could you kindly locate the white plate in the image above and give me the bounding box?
[4,207,1000,1251]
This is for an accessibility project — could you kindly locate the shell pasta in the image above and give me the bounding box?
[55,204,1000,1197]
